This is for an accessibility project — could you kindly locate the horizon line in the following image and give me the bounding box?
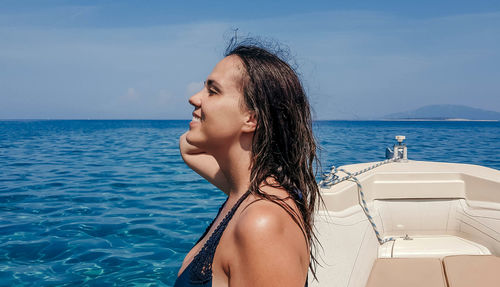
[1,118,498,122]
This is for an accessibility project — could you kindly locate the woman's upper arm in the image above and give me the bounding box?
[229,204,308,287]
[179,132,230,192]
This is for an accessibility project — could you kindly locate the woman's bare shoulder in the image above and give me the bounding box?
[237,184,298,233]
[227,186,308,286]
[236,198,288,240]
[234,183,308,257]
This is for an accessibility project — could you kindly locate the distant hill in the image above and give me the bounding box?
[383,105,500,121]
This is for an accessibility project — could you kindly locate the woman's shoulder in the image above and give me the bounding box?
[234,184,306,249]
[225,185,309,285]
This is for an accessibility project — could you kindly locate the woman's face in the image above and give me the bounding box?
[186,56,253,151]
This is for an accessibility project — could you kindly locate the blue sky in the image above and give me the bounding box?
[1,0,499,119]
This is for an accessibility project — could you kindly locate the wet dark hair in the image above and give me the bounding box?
[225,38,321,280]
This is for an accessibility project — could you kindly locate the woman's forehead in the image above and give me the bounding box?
[208,56,245,91]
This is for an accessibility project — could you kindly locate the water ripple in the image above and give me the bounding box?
[0,120,498,286]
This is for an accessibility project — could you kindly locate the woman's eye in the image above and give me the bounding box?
[208,89,217,95]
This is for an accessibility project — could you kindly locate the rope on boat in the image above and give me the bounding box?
[319,158,397,187]
[319,158,399,245]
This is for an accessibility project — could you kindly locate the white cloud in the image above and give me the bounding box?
[125,87,140,101]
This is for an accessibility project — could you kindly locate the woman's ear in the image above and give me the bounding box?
[242,111,256,133]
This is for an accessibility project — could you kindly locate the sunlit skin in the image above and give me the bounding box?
[178,56,309,287]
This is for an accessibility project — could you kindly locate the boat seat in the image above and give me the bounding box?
[378,235,491,258]
[365,258,447,287]
[443,255,500,287]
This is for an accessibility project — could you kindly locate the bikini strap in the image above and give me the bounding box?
[195,197,228,245]
[189,190,251,284]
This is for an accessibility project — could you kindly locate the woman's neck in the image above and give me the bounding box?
[213,135,253,199]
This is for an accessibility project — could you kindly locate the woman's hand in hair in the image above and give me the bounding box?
[179,131,205,155]
[179,132,231,194]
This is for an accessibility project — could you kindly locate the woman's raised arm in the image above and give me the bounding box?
[179,132,231,193]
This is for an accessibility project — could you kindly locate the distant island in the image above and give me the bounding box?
[383,105,500,121]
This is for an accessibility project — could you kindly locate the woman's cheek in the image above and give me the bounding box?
[207,116,242,142]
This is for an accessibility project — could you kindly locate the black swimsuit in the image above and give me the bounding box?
[174,190,308,287]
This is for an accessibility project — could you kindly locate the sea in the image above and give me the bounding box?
[1,120,499,286]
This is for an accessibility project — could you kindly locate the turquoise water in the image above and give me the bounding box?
[1,120,499,286]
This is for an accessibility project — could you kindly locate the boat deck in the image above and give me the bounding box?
[366,255,500,287]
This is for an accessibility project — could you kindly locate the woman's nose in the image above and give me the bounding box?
[188,89,202,108]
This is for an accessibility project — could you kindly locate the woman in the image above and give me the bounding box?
[175,39,320,287]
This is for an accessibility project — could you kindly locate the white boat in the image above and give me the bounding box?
[311,136,500,287]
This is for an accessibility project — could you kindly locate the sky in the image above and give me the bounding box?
[1,0,499,120]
